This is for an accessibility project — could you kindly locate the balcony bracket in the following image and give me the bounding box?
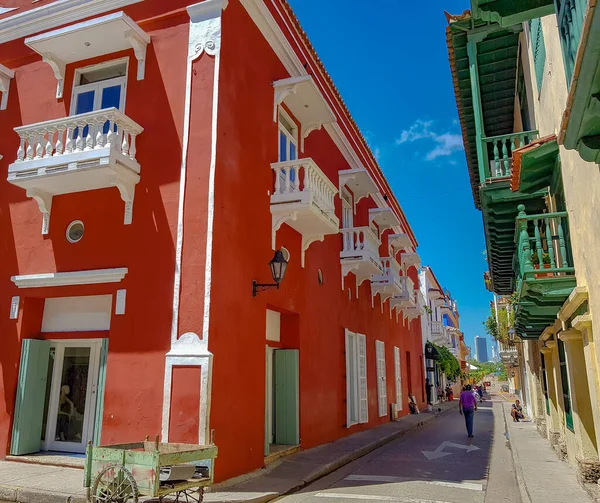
[111,171,138,225]
[42,53,66,99]
[26,189,52,235]
[341,263,371,296]
[271,211,298,249]
[301,234,325,268]
[125,29,148,80]
[0,63,14,110]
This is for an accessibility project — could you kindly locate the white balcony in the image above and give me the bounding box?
[499,343,518,364]
[402,290,426,322]
[8,108,143,234]
[371,257,403,305]
[400,251,420,271]
[340,226,382,291]
[430,321,447,345]
[270,158,339,266]
[390,276,416,313]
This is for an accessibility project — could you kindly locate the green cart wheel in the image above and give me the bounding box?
[91,464,139,503]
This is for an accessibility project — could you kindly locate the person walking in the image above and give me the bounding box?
[459,384,478,438]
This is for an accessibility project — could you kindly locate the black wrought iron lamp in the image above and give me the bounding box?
[252,250,288,296]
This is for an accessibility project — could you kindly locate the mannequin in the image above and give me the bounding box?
[56,384,75,441]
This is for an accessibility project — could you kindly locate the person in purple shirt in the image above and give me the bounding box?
[459,384,478,438]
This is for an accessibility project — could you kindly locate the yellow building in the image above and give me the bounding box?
[446,0,600,482]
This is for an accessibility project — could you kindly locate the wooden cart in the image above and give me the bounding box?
[84,437,218,503]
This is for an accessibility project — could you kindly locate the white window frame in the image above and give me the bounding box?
[394,346,402,411]
[341,188,354,229]
[345,329,368,427]
[277,108,298,162]
[376,340,387,417]
[70,58,129,115]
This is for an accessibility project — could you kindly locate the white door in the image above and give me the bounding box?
[376,340,387,417]
[394,346,402,410]
[42,340,101,453]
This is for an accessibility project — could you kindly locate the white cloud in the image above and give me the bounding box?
[395,119,434,144]
[373,147,382,162]
[426,133,464,161]
[396,119,463,161]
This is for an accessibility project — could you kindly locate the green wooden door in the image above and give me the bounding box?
[93,339,109,445]
[274,349,299,446]
[11,339,50,455]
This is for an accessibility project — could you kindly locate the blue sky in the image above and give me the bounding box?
[288,0,494,353]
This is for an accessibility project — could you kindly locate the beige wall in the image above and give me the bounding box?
[521,15,600,464]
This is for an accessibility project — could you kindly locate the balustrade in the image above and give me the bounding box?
[482,130,538,179]
[341,226,380,255]
[515,204,574,281]
[271,158,336,216]
[13,108,142,165]
[431,320,443,335]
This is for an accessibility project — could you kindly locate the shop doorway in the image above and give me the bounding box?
[264,347,299,457]
[11,339,106,456]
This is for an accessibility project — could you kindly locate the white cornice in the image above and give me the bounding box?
[11,268,128,288]
[0,0,143,45]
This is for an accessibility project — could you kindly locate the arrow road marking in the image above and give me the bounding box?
[421,441,480,460]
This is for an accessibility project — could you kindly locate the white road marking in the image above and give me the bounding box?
[314,493,451,503]
[344,475,483,492]
[421,441,480,460]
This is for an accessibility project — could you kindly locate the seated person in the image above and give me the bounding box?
[408,393,420,414]
[511,400,525,422]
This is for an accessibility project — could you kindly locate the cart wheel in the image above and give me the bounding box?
[175,487,204,503]
[91,464,139,503]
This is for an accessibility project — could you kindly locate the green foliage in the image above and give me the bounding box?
[432,343,461,381]
[483,303,514,342]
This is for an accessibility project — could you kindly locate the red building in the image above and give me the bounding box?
[0,0,427,481]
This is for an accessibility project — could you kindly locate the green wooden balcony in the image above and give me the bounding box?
[513,205,577,339]
[559,1,600,164]
[557,0,586,85]
[470,0,555,27]
[482,131,538,180]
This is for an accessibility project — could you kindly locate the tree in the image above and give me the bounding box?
[468,360,505,382]
[432,343,461,381]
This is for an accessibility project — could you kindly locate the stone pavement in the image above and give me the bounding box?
[0,401,457,503]
[501,398,592,503]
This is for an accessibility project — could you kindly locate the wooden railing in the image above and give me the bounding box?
[514,204,575,289]
[557,0,586,84]
[482,130,538,179]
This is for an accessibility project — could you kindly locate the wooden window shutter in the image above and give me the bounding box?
[357,334,368,424]
[530,18,546,93]
[11,339,50,455]
[394,346,403,410]
[376,340,387,417]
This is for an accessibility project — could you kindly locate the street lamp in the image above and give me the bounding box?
[252,250,289,296]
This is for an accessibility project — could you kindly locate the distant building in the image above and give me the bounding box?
[491,346,498,362]
[475,336,489,362]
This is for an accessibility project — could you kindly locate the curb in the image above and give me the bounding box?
[3,405,458,503]
[211,403,459,503]
[502,402,532,503]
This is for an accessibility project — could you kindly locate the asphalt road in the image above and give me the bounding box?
[278,394,520,503]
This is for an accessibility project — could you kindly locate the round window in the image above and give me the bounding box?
[66,221,84,243]
[317,269,323,285]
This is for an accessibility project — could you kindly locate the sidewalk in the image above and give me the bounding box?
[502,400,593,503]
[0,401,457,503]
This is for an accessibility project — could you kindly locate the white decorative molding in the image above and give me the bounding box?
[163,0,226,448]
[12,267,128,288]
[0,63,14,110]
[338,168,378,210]
[115,289,126,315]
[41,53,65,98]
[26,11,150,96]
[10,296,20,320]
[0,0,143,44]
[26,189,52,235]
[0,7,17,15]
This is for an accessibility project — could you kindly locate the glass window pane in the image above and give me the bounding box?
[75,90,95,115]
[279,131,287,162]
[100,85,121,110]
[55,347,90,444]
[290,142,297,161]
